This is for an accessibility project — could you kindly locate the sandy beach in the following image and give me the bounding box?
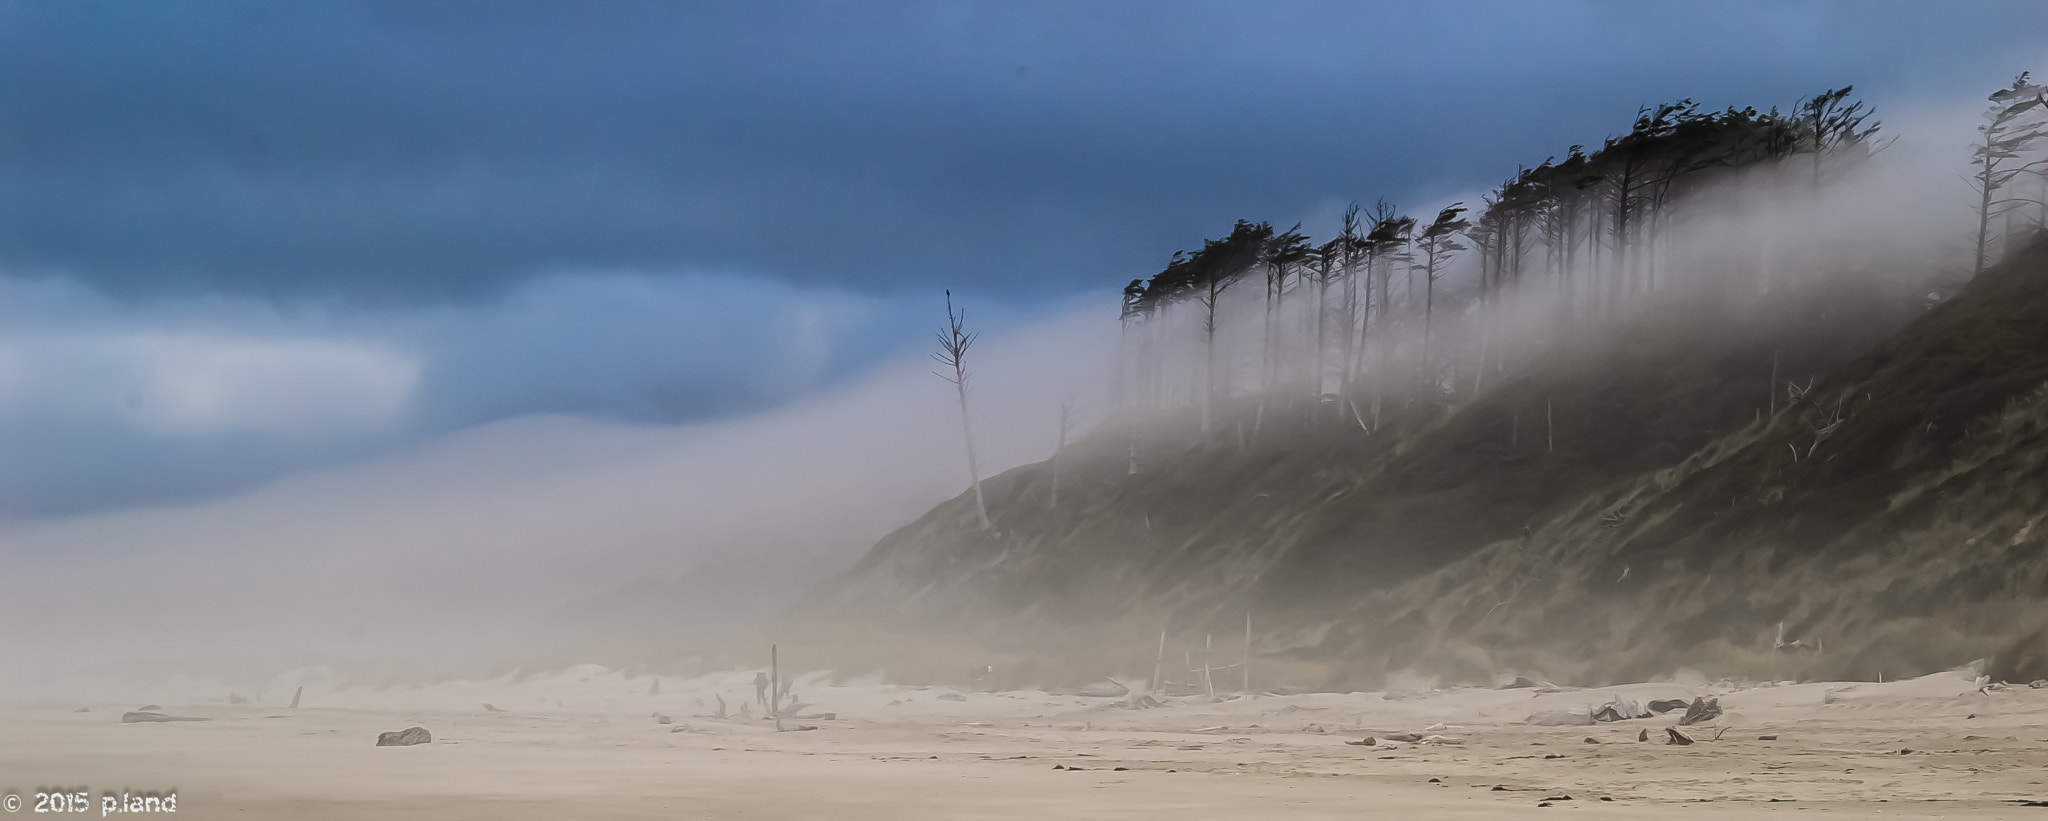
[5,667,2045,819]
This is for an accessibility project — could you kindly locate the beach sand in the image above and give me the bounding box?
[4,667,2044,819]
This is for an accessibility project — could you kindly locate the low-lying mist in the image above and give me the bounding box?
[0,293,1113,702]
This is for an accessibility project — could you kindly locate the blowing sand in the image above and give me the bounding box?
[5,667,2045,819]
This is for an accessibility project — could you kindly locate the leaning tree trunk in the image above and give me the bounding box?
[955,382,990,529]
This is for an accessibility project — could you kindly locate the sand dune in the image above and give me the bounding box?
[4,667,2045,818]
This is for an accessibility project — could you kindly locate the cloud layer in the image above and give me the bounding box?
[0,271,1058,517]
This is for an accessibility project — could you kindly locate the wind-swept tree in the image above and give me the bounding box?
[1357,204,1413,424]
[1971,73,2048,274]
[1331,203,1371,395]
[1797,86,1882,190]
[933,290,990,530]
[1415,203,1471,375]
[1187,220,1273,433]
[1261,224,1311,390]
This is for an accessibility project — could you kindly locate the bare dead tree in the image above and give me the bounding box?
[934,291,991,530]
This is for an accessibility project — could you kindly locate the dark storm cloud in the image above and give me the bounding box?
[2,0,2041,299]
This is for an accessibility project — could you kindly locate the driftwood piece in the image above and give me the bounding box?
[121,712,209,724]
[1592,695,1650,722]
[1074,679,1130,698]
[1528,708,1594,726]
[1677,697,1722,726]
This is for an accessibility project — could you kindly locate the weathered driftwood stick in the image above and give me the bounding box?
[1204,634,1216,700]
[771,643,783,731]
[1152,630,1166,695]
[1242,611,1252,693]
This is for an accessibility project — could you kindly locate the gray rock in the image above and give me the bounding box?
[376,727,432,746]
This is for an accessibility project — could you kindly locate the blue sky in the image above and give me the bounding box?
[0,0,2042,516]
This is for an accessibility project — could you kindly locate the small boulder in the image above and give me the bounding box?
[1647,699,1688,714]
[1665,728,1694,746]
[376,727,432,747]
